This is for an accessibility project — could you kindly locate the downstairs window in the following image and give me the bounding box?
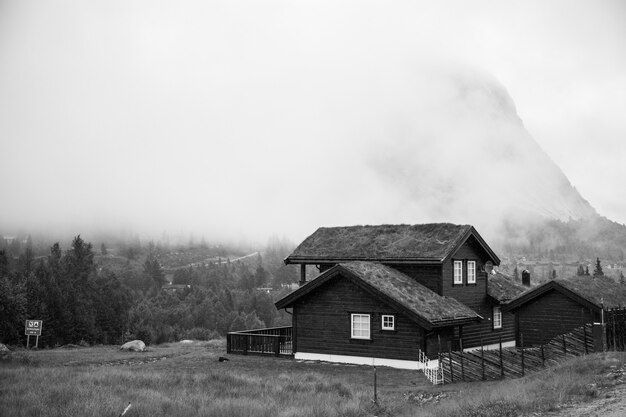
[493,306,502,329]
[351,314,371,339]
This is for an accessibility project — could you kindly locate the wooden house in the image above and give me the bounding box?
[503,275,626,346]
[275,223,525,369]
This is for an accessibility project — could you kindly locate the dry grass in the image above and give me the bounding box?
[0,340,428,417]
[1,342,625,417]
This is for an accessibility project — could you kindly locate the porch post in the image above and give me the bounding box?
[300,264,306,286]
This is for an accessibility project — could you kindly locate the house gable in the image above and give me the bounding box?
[503,275,626,314]
[290,275,428,361]
[275,262,481,330]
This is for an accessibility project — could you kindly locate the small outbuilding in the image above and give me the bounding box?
[503,275,626,346]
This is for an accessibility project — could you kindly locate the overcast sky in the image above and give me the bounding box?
[0,1,624,244]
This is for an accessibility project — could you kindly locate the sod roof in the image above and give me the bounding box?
[555,275,626,309]
[505,274,626,311]
[285,223,499,264]
[487,272,528,303]
[275,261,481,328]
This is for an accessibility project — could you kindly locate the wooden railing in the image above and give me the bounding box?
[418,349,444,385]
[226,326,293,357]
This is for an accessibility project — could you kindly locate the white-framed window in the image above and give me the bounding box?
[351,314,371,339]
[467,261,476,284]
[381,315,395,331]
[493,306,502,329]
[453,260,463,284]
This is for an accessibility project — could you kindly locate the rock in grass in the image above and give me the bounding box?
[0,343,9,352]
[120,340,145,352]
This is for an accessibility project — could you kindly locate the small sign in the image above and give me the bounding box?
[25,320,42,336]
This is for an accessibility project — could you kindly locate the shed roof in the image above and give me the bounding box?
[504,275,626,312]
[487,272,527,303]
[275,261,481,329]
[284,223,500,265]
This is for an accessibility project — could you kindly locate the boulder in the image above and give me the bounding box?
[179,339,194,344]
[0,343,9,352]
[120,340,145,352]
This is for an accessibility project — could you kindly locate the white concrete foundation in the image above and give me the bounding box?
[294,352,438,370]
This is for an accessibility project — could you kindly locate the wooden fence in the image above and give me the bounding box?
[226,326,292,357]
[606,307,626,351]
[440,324,594,383]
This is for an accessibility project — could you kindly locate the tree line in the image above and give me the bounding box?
[0,235,298,347]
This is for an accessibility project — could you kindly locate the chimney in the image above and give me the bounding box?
[522,269,531,287]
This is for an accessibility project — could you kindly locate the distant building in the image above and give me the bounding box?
[162,284,191,293]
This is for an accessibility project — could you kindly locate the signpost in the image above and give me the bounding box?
[25,320,42,349]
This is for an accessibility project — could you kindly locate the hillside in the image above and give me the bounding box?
[362,67,624,263]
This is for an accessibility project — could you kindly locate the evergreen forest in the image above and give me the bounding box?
[0,235,298,347]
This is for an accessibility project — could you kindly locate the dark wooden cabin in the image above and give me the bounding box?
[275,223,523,368]
[503,275,626,346]
[275,262,480,368]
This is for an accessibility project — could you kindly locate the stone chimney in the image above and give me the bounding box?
[522,269,531,287]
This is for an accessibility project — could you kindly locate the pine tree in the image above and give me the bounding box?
[143,254,166,289]
[551,269,557,279]
[593,257,604,277]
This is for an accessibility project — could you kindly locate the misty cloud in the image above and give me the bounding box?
[0,1,624,244]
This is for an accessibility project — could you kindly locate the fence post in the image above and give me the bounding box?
[499,336,504,378]
[274,336,280,357]
[481,341,485,381]
[243,335,249,355]
[459,339,465,381]
[438,353,443,385]
[613,312,617,351]
[520,333,524,376]
[448,343,454,383]
[592,322,607,353]
[227,334,232,353]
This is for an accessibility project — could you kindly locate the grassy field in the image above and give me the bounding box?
[1,341,625,417]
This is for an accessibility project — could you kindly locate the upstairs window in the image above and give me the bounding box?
[453,260,463,284]
[493,306,502,329]
[467,261,476,284]
[381,315,395,331]
[351,314,371,339]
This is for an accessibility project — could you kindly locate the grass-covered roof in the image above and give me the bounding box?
[505,274,626,312]
[285,223,482,263]
[340,262,481,325]
[555,275,626,309]
[487,271,527,303]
